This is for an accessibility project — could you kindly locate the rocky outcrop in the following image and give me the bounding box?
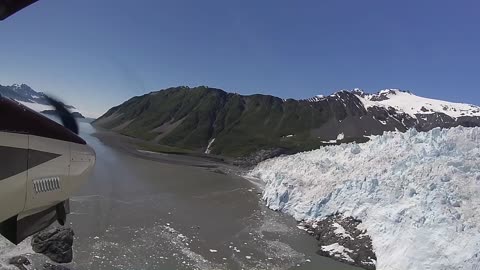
[233,148,286,167]
[298,214,376,270]
[31,227,74,263]
[8,256,30,270]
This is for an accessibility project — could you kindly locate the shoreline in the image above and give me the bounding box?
[89,125,369,270]
[91,127,246,174]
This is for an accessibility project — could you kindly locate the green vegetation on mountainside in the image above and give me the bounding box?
[94,86,334,157]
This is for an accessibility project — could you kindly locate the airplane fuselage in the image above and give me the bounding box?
[0,97,95,244]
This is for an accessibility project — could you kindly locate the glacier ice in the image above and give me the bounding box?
[321,243,354,262]
[248,127,480,270]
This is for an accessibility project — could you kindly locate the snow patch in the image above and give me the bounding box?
[356,89,480,119]
[137,149,166,155]
[205,138,216,154]
[308,95,326,102]
[17,101,52,112]
[332,223,354,240]
[16,100,80,114]
[320,243,354,262]
[320,139,338,143]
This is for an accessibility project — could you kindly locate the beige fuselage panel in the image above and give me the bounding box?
[0,132,28,222]
[0,131,95,223]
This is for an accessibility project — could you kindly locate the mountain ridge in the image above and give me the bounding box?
[0,83,79,114]
[93,86,480,158]
[40,109,85,119]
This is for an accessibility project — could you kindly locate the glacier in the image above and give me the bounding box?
[248,127,480,270]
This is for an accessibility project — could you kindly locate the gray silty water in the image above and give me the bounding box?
[62,120,361,270]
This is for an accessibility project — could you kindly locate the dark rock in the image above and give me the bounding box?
[31,227,74,263]
[233,148,286,167]
[43,263,71,270]
[370,91,394,101]
[301,214,376,270]
[8,256,30,270]
[420,106,429,112]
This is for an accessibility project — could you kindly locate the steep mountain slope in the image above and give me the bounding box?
[0,83,79,114]
[93,86,480,157]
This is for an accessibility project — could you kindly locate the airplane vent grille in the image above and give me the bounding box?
[33,177,61,194]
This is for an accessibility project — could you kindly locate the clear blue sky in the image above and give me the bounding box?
[0,0,479,117]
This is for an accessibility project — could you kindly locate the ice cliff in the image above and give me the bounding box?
[248,127,480,270]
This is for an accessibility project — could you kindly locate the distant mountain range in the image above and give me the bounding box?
[93,86,480,158]
[0,83,84,118]
[40,110,85,119]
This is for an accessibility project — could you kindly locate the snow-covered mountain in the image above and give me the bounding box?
[303,88,480,144]
[355,88,480,118]
[95,86,480,160]
[248,127,480,270]
[0,83,82,116]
